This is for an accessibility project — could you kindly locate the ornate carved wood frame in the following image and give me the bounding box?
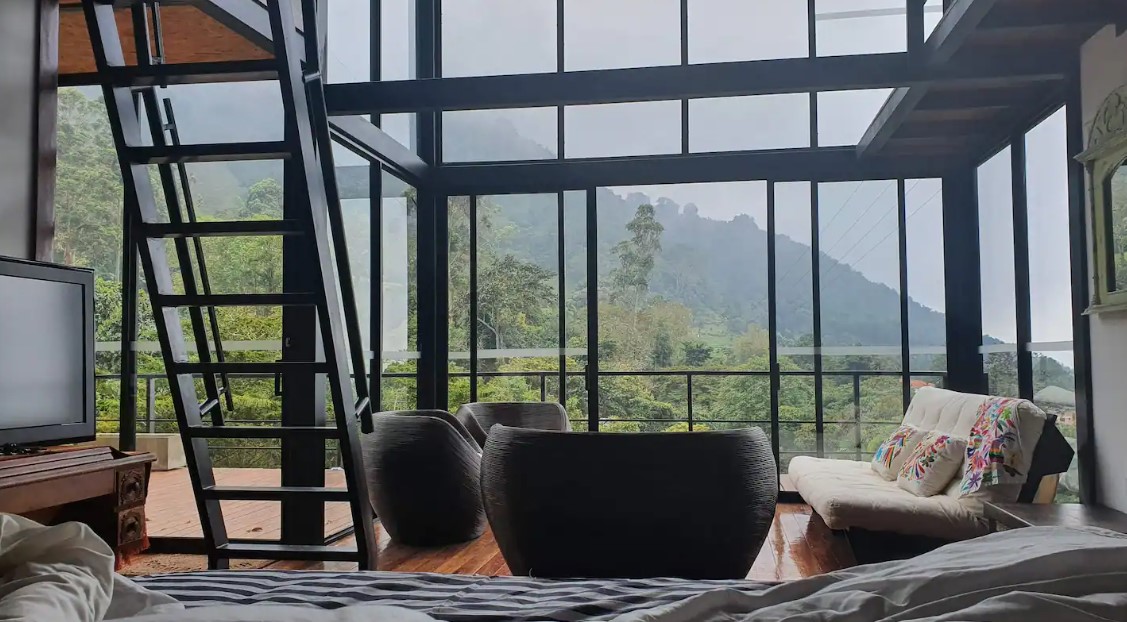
[1077,84,1127,314]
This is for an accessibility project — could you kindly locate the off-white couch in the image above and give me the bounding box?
[789,387,1051,541]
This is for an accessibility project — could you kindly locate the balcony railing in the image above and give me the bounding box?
[95,368,946,468]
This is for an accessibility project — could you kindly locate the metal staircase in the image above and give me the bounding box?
[82,0,377,569]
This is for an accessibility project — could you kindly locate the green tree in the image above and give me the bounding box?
[609,204,663,313]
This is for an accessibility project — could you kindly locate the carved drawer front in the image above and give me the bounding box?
[116,467,147,506]
[117,507,145,546]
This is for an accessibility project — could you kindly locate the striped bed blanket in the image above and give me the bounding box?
[132,571,775,621]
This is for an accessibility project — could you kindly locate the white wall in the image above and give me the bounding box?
[1081,25,1127,511]
[0,0,38,260]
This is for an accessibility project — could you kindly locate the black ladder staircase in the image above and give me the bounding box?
[82,0,378,569]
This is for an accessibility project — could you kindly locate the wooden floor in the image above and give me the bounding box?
[139,469,853,580]
[148,468,354,539]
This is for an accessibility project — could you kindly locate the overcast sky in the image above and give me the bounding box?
[325,1,1076,362]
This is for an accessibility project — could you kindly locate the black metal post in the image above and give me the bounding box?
[898,179,911,409]
[1011,137,1035,400]
[280,99,326,544]
[118,200,139,450]
[811,183,825,457]
[469,195,479,401]
[907,0,926,57]
[686,373,694,431]
[370,166,383,410]
[941,168,986,393]
[853,374,862,461]
[766,182,782,468]
[414,0,441,409]
[557,192,567,404]
[586,188,599,431]
[146,377,155,434]
[1066,70,1097,504]
[369,0,383,411]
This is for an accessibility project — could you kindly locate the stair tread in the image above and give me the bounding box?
[104,60,279,86]
[157,293,317,307]
[142,220,305,238]
[171,361,330,373]
[215,543,361,561]
[187,425,342,439]
[125,141,291,164]
[202,486,352,501]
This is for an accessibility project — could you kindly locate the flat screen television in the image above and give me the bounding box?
[0,256,95,447]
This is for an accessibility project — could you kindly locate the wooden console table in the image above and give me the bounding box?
[0,446,156,567]
[984,502,1127,534]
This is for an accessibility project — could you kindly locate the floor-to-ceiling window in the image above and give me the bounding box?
[974,106,1079,501]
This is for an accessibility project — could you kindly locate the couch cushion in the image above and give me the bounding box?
[896,432,967,497]
[902,388,1047,498]
[871,424,928,481]
[789,456,990,540]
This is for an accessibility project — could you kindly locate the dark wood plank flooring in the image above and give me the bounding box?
[264,503,853,581]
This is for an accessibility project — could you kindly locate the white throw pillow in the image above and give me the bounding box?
[897,432,968,497]
[871,424,928,481]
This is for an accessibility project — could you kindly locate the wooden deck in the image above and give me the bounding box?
[147,468,354,539]
[138,468,852,580]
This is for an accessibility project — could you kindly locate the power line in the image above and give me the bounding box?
[816,181,921,291]
[774,181,865,288]
[819,187,943,301]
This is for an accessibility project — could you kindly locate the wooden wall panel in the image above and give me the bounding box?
[59,5,270,76]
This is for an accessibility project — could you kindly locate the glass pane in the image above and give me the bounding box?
[381,171,418,410]
[381,0,416,81]
[817,89,893,147]
[562,191,589,421]
[160,83,284,144]
[978,147,1017,393]
[1026,109,1074,342]
[818,181,903,372]
[905,179,946,372]
[442,0,556,77]
[776,183,816,372]
[442,108,558,163]
[565,101,681,158]
[687,0,808,63]
[815,0,907,56]
[1033,350,1077,502]
[335,147,373,367]
[380,113,416,153]
[448,196,472,408]
[925,0,943,37]
[1109,165,1127,292]
[475,194,561,402]
[565,0,680,71]
[689,95,810,152]
[327,0,370,82]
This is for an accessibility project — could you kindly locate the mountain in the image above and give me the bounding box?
[121,84,949,350]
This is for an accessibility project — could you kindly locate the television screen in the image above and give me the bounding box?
[0,258,94,447]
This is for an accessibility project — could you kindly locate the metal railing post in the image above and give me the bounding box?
[686,373,694,431]
[146,377,156,434]
[853,374,862,461]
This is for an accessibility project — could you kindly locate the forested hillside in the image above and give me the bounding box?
[54,86,1076,469]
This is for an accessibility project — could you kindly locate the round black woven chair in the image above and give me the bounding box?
[481,426,777,579]
[454,402,572,448]
[360,410,486,546]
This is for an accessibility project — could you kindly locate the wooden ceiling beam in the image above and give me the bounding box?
[857,0,1000,158]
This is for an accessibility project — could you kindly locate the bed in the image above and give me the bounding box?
[4,513,1127,622]
[132,572,774,620]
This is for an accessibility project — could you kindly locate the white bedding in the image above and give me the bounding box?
[614,526,1127,622]
[4,512,1127,622]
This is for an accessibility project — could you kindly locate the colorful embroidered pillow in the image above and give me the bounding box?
[896,432,968,498]
[871,424,927,481]
[959,397,1027,496]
